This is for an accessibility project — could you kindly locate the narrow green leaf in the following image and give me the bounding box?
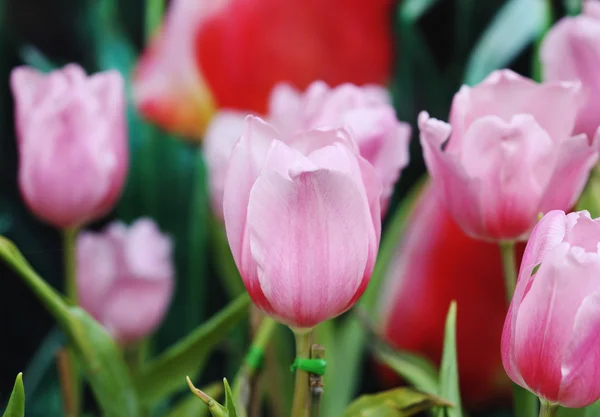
[342,387,451,417]
[374,347,439,395]
[135,294,250,404]
[223,379,238,417]
[436,301,462,417]
[186,378,231,417]
[167,382,222,417]
[3,373,25,417]
[0,237,141,417]
[23,328,63,396]
[463,0,546,85]
[18,45,58,72]
[398,0,441,22]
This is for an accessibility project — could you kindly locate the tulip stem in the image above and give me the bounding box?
[538,400,558,417]
[498,241,517,304]
[62,227,81,417]
[290,328,313,417]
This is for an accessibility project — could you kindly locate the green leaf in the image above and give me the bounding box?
[3,373,25,417]
[166,382,222,417]
[134,294,250,405]
[0,237,141,417]
[398,0,441,23]
[186,378,237,417]
[342,387,451,417]
[18,45,58,72]
[374,347,439,395]
[23,328,63,397]
[436,301,463,417]
[463,0,546,85]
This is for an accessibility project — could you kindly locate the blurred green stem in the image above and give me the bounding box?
[499,241,516,305]
[233,316,278,416]
[290,328,313,417]
[63,227,81,417]
[532,0,554,81]
[539,400,558,417]
[145,0,164,41]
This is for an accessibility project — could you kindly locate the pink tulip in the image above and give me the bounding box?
[205,81,410,219]
[223,115,381,328]
[77,218,174,344]
[419,69,599,241]
[502,210,600,408]
[541,1,600,140]
[10,64,128,229]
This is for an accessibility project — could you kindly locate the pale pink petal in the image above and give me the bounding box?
[449,70,582,148]
[419,111,484,239]
[247,169,373,328]
[267,82,303,133]
[512,243,600,402]
[540,134,599,212]
[76,233,118,320]
[101,278,173,344]
[223,116,278,266]
[459,115,555,240]
[123,218,173,281]
[558,292,600,407]
[204,111,248,218]
[585,1,600,19]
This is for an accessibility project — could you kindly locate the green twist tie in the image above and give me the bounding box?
[245,346,265,370]
[290,358,327,376]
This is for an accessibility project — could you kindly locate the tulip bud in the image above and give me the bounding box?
[502,210,600,408]
[419,69,600,242]
[223,116,382,328]
[379,182,514,408]
[541,1,600,140]
[10,64,128,229]
[77,218,174,344]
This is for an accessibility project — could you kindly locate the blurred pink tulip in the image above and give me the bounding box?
[223,116,381,328]
[205,81,410,218]
[10,64,128,229]
[77,218,174,344]
[502,210,600,408]
[541,1,600,140]
[419,69,599,241]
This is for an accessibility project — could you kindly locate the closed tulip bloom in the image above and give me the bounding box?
[541,1,600,140]
[77,218,174,344]
[379,182,515,408]
[502,210,600,408]
[134,0,394,138]
[419,69,599,241]
[11,64,128,228]
[223,116,381,328]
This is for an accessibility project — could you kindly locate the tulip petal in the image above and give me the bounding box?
[419,111,484,239]
[102,279,173,344]
[512,243,600,402]
[459,115,555,240]
[247,168,372,328]
[541,133,600,212]
[204,111,248,217]
[558,291,600,407]
[223,116,278,266]
[450,70,581,147]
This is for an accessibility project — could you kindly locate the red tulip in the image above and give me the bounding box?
[378,182,523,408]
[134,0,394,138]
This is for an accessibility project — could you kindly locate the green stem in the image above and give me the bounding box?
[532,0,554,82]
[290,328,313,417]
[63,227,81,417]
[233,316,278,415]
[538,400,559,417]
[63,227,78,305]
[499,241,517,305]
[513,384,539,417]
[145,0,164,41]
